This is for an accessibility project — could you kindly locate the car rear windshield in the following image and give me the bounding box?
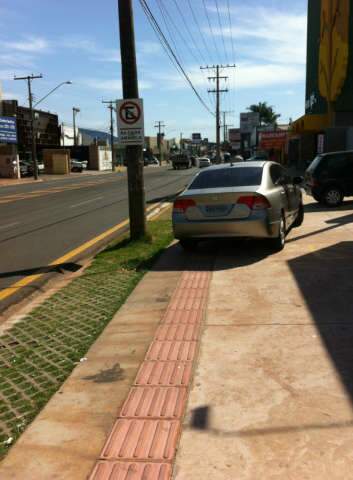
[189,167,263,189]
[307,155,323,173]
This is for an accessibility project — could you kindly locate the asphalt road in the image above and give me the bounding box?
[0,166,197,309]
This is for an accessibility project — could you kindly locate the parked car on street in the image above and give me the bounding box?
[19,161,30,177]
[172,154,192,170]
[173,162,303,251]
[71,160,84,172]
[305,150,353,206]
[198,157,211,168]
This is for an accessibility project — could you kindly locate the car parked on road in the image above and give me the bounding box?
[173,162,303,251]
[305,150,353,206]
[71,160,84,172]
[19,161,30,177]
[198,157,211,168]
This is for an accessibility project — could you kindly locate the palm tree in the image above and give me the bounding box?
[247,102,281,126]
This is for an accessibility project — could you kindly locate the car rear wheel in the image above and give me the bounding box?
[323,187,343,207]
[270,214,286,252]
[180,239,198,251]
[292,203,304,228]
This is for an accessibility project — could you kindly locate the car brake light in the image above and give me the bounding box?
[237,195,271,210]
[173,198,196,213]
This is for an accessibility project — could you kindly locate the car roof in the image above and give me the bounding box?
[320,150,353,156]
[203,161,268,171]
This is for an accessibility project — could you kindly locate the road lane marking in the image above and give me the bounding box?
[69,196,103,208]
[0,202,164,303]
[0,222,19,230]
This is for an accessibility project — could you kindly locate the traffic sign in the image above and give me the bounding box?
[117,98,144,145]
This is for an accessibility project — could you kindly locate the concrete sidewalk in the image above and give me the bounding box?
[1,196,353,479]
[174,198,353,479]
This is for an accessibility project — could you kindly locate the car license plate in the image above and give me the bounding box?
[204,204,230,216]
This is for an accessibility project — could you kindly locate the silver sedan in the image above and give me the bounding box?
[172,161,304,251]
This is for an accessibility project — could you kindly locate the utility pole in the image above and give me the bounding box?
[102,100,116,172]
[200,64,236,163]
[154,121,165,164]
[72,107,80,146]
[14,74,43,180]
[180,132,183,152]
[118,0,146,239]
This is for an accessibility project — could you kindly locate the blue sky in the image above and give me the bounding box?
[0,0,308,141]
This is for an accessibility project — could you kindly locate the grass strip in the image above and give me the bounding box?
[0,214,173,458]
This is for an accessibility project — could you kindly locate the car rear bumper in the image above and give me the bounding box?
[173,214,280,239]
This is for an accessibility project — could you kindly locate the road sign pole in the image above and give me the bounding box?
[118,0,146,240]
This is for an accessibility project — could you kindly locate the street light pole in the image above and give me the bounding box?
[72,107,80,146]
[102,100,116,172]
[118,0,146,239]
[33,81,72,108]
[14,74,43,180]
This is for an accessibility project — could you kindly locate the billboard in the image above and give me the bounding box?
[228,128,241,143]
[260,131,287,150]
[192,133,202,144]
[0,116,17,144]
[240,112,260,133]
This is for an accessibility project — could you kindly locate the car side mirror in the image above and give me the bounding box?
[293,176,303,185]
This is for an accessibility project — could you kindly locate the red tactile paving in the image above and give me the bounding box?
[90,270,211,480]
[134,361,193,386]
[155,323,200,341]
[162,308,203,325]
[146,341,197,362]
[120,387,187,419]
[168,296,206,312]
[101,419,180,461]
[90,461,172,480]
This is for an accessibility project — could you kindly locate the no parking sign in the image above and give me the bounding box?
[116,98,144,145]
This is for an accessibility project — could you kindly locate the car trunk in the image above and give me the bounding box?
[182,188,259,221]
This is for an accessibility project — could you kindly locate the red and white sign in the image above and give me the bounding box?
[116,98,144,145]
[260,131,287,150]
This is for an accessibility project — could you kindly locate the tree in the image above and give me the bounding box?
[247,102,281,126]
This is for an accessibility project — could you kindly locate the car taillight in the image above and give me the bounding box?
[237,195,271,210]
[173,198,196,213]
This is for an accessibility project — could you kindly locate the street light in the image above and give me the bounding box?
[33,81,72,108]
[72,107,80,146]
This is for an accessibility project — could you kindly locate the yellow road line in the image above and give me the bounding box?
[0,203,163,302]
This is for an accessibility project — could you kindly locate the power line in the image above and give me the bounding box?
[154,0,214,111]
[202,0,222,61]
[171,0,208,66]
[226,0,237,115]
[139,0,214,116]
[155,0,199,66]
[186,0,215,65]
[214,0,229,64]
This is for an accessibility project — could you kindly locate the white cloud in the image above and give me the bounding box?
[204,6,306,66]
[138,41,162,56]
[78,78,153,92]
[4,36,49,53]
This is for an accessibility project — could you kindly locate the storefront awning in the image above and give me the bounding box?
[291,114,329,134]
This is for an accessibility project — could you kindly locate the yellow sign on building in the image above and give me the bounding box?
[319,0,350,103]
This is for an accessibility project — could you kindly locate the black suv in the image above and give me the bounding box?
[305,150,353,206]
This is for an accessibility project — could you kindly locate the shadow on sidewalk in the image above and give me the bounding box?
[188,405,353,437]
[288,241,353,406]
[149,238,272,273]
